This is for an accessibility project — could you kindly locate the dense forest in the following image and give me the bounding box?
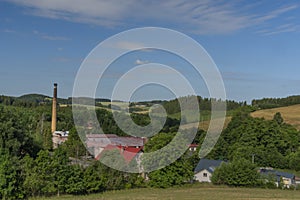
[0,94,300,199]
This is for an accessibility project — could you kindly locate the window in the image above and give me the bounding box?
[203,173,207,177]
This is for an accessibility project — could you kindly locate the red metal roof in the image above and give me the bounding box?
[95,145,143,163]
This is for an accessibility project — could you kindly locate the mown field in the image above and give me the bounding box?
[181,116,232,131]
[251,104,300,130]
[32,185,300,200]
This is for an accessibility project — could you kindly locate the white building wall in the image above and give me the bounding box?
[194,169,212,182]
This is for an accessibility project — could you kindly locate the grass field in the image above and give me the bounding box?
[32,185,300,200]
[181,116,232,131]
[251,104,300,130]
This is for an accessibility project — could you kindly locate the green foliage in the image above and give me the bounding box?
[211,159,259,186]
[64,165,85,195]
[60,127,86,158]
[162,96,245,115]
[96,109,126,136]
[0,150,25,200]
[210,111,300,169]
[0,105,41,157]
[273,112,284,124]
[148,158,193,188]
[83,162,107,194]
[144,132,195,188]
[43,127,53,151]
[288,148,300,171]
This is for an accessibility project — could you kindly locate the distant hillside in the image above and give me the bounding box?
[18,93,51,103]
[0,94,113,107]
[252,95,300,109]
[162,96,246,115]
[0,94,50,106]
[251,104,300,130]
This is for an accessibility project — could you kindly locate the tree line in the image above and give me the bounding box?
[252,95,300,109]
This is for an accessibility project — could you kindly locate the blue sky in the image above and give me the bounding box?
[1,0,300,103]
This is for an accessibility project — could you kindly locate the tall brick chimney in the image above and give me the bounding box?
[51,83,57,133]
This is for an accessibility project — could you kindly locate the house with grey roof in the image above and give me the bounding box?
[194,159,224,182]
[259,168,296,188]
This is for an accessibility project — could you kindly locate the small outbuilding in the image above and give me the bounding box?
[194,159,224,182]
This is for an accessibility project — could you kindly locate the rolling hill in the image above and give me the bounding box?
[251,104,300,130]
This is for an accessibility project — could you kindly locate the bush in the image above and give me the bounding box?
[211,158,259,187]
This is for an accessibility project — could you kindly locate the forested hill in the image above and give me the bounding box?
[156,96,246,115]
[0,94,245,111]
[0,94,64,107]
[0,94,111,107]
[252,95,300,109]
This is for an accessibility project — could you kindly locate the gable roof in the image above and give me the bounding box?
[194,159,224,174]
[86,134,144,148]
[260,169,295,180]
[95,144,143,163]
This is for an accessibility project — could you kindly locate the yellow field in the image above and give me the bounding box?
[251,104,300,130]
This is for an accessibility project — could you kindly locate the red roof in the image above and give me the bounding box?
[95,145,143,163]
[189,144,199,147]
[122,146,143,163]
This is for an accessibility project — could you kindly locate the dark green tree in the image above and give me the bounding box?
[61,127,85,158]
[65,165,85,195]
[273,112,284,124]
[289,149,300,171]
[83,161,107,194]
[0,151,25,199]
[211,158,259,186]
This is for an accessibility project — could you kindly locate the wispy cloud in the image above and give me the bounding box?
[33,30,70,41]
[114,41,145,50]
[6,0,300,35]
[2,29,16,33]
[253,5,298,23]
[41,35,70,41]
[256,23,300,36]
[135,59,149,65]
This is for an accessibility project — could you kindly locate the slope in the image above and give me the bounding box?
[251,104,300,130]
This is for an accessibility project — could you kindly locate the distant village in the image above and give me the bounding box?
[51,83,300,189]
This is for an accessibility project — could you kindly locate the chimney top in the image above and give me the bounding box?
[54,83,57,87]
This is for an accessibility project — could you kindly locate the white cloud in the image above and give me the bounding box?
[2,29,16,33]
[32,30,70,41]
[256,23,300,36]
[253,5,298,23]
[6,0,300,35]
[114,41,144,50]
[41,35,70,41]
[135,59,149,65]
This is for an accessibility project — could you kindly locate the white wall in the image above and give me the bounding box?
[194,169,212,182]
